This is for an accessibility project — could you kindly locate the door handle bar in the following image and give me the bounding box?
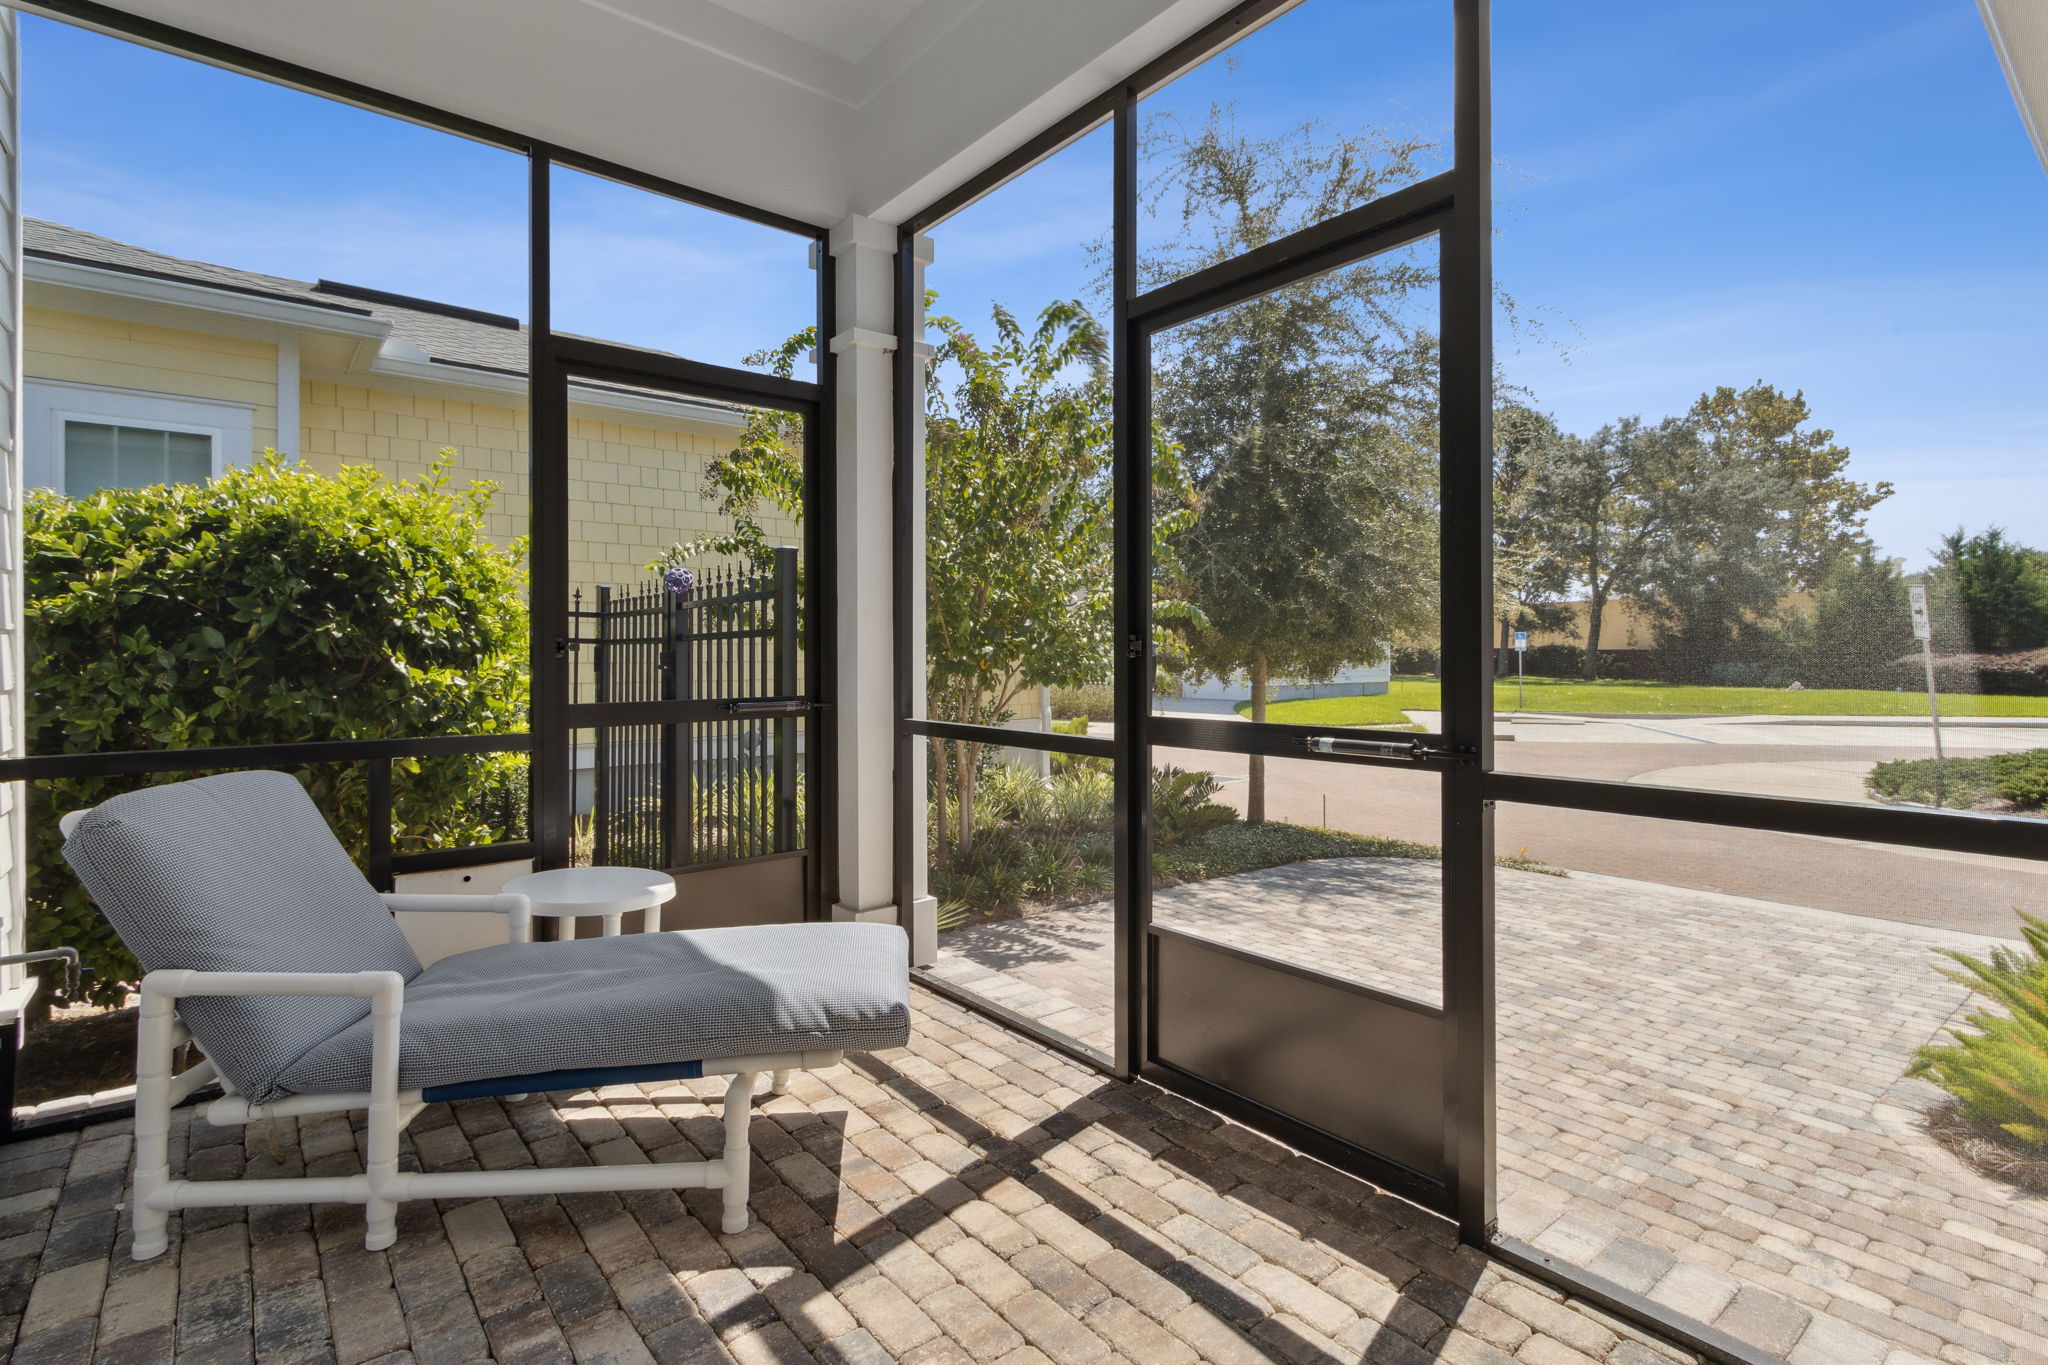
[1302,736,1476,764]
[719,699,821,716]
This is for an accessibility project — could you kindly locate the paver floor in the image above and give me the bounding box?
[0,988,1707,1365]
[1148,741,2048,938]
[927,862,2048,1365]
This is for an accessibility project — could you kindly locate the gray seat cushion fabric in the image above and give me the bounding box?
[279,922,911,1096]
[62,770,423,1104]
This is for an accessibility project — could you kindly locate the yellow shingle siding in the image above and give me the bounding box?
[26,305,279,454]
[300,382,801,593]
[27,304,802,595]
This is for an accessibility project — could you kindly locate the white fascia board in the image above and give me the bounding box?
[562,382,748,432]
[26,256,391,346]
[29,256,742,432]
[1980,0,2048,178]
[317,354,748,433]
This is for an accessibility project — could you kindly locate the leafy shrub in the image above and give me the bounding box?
[1993,750,2048,810]
[25,454,526,1001]
[931,767,1114,916]
[1394,647,1438,676]
[1515,643,1585,677]
[1149,767,1238,847]
[1910,914,2048,1148]
[1867,748,2048,812]
[1866,755,2004,810]
[693,767,805,857]
[1496,643,1649,680]
[1050,685,1115,723]
[1048,715,1111,777]
[1872,650,2048,698]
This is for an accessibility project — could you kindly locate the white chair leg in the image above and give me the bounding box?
[361,979,405,1251]
[720,1070,759,1235]
[129,990,179,1261]
[769,1069,792,1096]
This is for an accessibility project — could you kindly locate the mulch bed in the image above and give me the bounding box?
[14,1001,138,1107]
[1925,1097,2048,1198]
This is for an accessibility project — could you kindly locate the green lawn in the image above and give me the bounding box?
[1240,676,2048,726]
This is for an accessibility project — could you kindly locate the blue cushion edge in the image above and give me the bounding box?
[420,1057,705,1103]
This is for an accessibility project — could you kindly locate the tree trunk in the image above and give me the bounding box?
[957,740,980,857]
[1497,618,1512,677]
[930,736,950,857]
[1247,651,1268,824]
[1583,582,1605,681]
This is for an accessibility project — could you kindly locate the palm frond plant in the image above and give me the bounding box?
[1910,913,2048,1148]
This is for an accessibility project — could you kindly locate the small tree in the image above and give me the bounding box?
[1649,384,1889,682]
[1145,109,1440,820]
[663,307,1193,860]
[1931,527,2048,653]
[1535,416,1702,680]
[1492,400,1571,674]
[1786,548,1914,688]
[923,301,1119,856]
[26,454,527,1001]
[651,329,810,574]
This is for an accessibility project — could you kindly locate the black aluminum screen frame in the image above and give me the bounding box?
[886,2,2048,1363]
[0,6,841,1062]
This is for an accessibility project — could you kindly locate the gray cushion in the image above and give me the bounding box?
[278,922,911,1096]
[62,770,422,1103]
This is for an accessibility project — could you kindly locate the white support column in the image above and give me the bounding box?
[827,215,903,931]
[901,235,936,965]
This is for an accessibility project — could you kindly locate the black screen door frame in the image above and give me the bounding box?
[1112,154,1489,1221]
[888,0,1496,1232]
[528,331,831,918]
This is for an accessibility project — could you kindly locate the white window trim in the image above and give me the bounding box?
[23,378,254,495]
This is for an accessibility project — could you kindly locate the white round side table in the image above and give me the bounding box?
[501,866,678,938]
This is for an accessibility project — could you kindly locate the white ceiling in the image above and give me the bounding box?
[40,0,1260,227]
[701,0,933,66]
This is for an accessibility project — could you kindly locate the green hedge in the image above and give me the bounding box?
[1867,748,2048,812]
[26,454,527,1003]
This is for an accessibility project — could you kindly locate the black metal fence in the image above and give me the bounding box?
[565,548,803,869]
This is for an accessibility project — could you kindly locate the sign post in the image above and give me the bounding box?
[1908,583,1946,804]
[1512,630,1528,712]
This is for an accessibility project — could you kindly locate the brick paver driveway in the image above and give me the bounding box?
[928,863,2048,1365]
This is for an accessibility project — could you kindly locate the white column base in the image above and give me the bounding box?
[831,901,898,924]
[907,895,938,967]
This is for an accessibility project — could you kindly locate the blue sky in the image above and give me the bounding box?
[19,14,815,374]
[931,0,2048,571]
[22,3,2047,569]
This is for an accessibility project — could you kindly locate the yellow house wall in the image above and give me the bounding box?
[299,383,801,593]
[25,305,799,594]
[1527,592,1819,652]
[26,305,279,454]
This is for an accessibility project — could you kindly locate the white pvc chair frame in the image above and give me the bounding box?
[126,891,841,1260]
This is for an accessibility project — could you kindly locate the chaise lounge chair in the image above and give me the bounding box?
[61,769,910,1260]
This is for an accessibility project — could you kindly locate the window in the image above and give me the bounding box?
[24,378,249,495]
[61,421,213,496]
